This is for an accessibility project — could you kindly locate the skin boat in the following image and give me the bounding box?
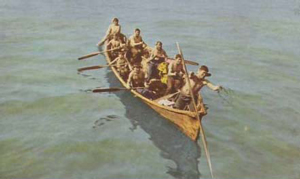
[103,43,206,141]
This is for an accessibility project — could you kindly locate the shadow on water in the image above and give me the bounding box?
[105,70,202,179]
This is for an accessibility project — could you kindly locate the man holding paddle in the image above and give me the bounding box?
[174,65,222,113]
[97,18,122,46]
[106,34,126,59]
[126,64,157,100]
[127,64,147,88]
[127,28,147,65]
[112,52,131,80]
[164,54,185,95]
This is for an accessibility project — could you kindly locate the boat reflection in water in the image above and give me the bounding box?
[107,71,202,179]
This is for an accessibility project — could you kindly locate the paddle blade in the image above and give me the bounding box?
[77,66,102,72]
[97,40,105,47]
[92,88,125,93]
[78,52,100,60]
[166,58,198,66]
[184,60,199,66]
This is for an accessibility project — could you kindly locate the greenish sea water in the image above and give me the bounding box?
[1,0,300,178]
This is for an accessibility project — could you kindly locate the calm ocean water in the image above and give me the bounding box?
[1,0,300,178]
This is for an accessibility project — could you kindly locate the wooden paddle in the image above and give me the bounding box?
[97,37,108,47]
[166,58,199,66]
[78,52,102,60]
[184,59,199,66]
[77,65,117,72]
[92,87,144,93]
[176,42,214,179]
[78,47,122,60]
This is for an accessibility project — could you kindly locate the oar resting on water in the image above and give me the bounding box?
[78,47,122,60]
[77,64,117,72]
[78,54,133,72]
[92,87,144,93]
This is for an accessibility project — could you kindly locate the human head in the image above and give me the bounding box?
[112,18,119,25]
[156,41,162,50]
[197,65,211,79]
[133,64,142,71]
[119,51,125,57]
[174,54,182,64]
[134,28,141,37]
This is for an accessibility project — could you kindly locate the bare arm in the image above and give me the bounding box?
[163,50,168,58]
[133,42,144,46]
[97,26,111,46]
[146,50,156,63]
[180,65,185,74]
[150,49,156,59]
[105,25,112,37]
[204,80,222,92]
[120,41,126,47]
[142,38,148,48]
[130,37,144,46]
[140,37,147,47]
[168,62,176,76]
[106,40,112,48]
[119,25,121,34]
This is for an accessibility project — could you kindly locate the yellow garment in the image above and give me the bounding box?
[160,75,168,84]
[157,62,168,84]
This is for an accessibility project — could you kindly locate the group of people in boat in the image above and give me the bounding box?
[97,18,222,113]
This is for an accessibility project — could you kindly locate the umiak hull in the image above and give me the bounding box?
[103,45,202,141]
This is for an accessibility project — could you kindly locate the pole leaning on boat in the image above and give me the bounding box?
[176,42,214,179]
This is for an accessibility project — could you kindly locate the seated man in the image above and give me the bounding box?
[108,52,131,80]
[106,34,126,59]
[127,64,146,88]
[147,79,167,99]
[97,18,124,46]
[127,28,147,65]
[127,65,156,100]
[174,65,222,114]
[146,41,168,83]
[164,54,185,95]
